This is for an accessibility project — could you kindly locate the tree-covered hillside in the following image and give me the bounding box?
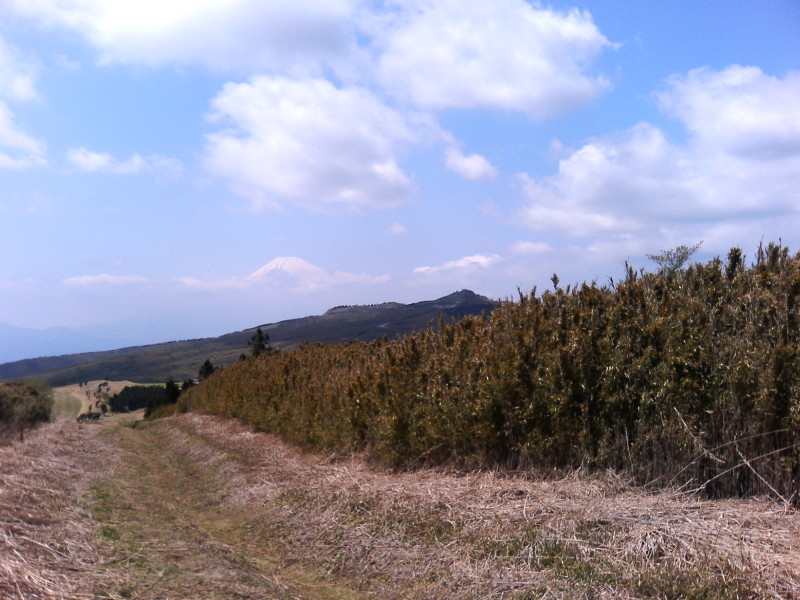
[0,290,496,385]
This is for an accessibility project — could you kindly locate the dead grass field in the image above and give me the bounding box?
[2,401,799,599]
[0,418,121,599]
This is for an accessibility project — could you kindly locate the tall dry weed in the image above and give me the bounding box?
[185,241,800,502]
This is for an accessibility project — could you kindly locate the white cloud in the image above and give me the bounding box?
[174,277,249,293]
[510,241,552,255]
[6,0,360,75]
[387,222,409,236]
[0,37,44,168]
[657,65,800,160]
[66,146,113,171]
[0,35,38,101]
[414,253,502,275]
[0,102,41,151]
[174,256,389,295]
[66,146,182,177]
[63,274,148,286]
[518,67,800,240]
[205,76,417,211]
[377,0,612,117]
[444,147,497,181]
[0,101,46,169]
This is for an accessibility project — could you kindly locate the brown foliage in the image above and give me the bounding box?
[184,242,800,502]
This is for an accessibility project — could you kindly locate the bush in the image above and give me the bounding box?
[0,382,53,440]
[184,242,800,502]
[108,385,168,413]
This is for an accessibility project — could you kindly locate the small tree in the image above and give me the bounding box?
[165,379,181,404]
[647,241,702,273]
[249,328,270,357]
[198,358,216,381]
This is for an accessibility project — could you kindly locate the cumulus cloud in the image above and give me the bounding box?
[414,253,502,275]
[0,36,45,169]
[377,0,612,118]
[66,147,113,171]
[444,147,497,181]
[205,76,418,211]
[0,35,38,101]
[63,274,148,286]
[0,101,46,169]
[657,65,800,160]
[66,147,182,177]
[518,66,800,239]
[6,0,360,75]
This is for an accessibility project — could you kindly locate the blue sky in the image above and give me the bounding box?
[1,0,799,356]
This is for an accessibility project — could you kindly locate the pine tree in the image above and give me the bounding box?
[249,328,270,357]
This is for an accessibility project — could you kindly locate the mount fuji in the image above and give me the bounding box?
[248,257,329,281]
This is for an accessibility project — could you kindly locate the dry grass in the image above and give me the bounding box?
[153,413,800,599]
[59,380,141,418]
[0,418,121,599]
[3,408,798,599]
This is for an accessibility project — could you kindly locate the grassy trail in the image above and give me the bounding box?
[86,413,800,600]
[93,419,367,600]
[9,391,792,598]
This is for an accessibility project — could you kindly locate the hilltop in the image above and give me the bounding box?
[0,290,495,385]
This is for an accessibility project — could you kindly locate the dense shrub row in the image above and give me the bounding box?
[0,382,52,439]
[184,242,800,501]
[108,385,168,413]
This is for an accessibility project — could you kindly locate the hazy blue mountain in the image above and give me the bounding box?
[0,322,111,364]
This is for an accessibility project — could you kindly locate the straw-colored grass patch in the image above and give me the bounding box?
[2,409,797,598]
[0,418,121,599]
[132,413,797,599]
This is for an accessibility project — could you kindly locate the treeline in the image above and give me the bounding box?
[108,381,184,417]
[184,242,800,501]
[0,382,52,440]
[108,385,166,413]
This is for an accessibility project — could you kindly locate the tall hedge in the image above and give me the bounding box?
[184,242,800,501]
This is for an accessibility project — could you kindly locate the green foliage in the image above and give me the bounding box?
[184,242,800,502]
[198,358,216,381]
[248,328,272,357]
[143,380,183,418]
[108,385,169,413]
[647,241,703,273]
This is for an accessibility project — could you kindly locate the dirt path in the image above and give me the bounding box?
[57,380,140,419]
[3,410,800,599]
[91,418,365,600]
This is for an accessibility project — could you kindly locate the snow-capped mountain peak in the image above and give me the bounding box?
[248,257,328,281]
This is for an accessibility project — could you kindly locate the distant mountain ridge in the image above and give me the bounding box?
[0,290,496,386]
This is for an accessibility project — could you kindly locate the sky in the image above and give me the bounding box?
[1,0,799,356]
